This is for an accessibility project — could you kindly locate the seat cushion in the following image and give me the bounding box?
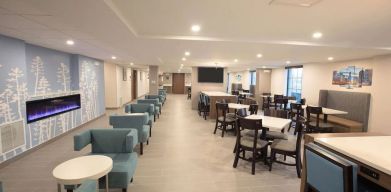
[218,116,236,122]
[241,136,268,149]
[98,153,138,189]
[75,180,97,192]
[226,113,236,118]
[265,131,288,140]
[271,139,296,152]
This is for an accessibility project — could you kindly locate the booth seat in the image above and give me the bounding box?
[109,114,150,155]
[73,129,138,192]
[316,115,363,132]
[125,103,154,129]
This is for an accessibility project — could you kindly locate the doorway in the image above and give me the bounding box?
[132,70,138,100]
[172,73,185,94]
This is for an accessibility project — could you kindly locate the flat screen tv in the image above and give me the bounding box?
[198,67,224,83]
[26,94,81,123]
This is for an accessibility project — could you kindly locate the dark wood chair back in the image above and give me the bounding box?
[236,108,247,117]
[264,108,288,119]
[237,118,262,147]
[249,104,258,115]
[300,98,306,105]
[274,98,288,110]
[306,106,323,128]
[290,103,303,116]
[231,90,239,96]
[216,102,229,121]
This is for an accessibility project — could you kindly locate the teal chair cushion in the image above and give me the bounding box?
[109,114,150,143]
[75,180,97,192]
[125,103,154,117]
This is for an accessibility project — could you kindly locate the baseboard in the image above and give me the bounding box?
[0,113,106,169]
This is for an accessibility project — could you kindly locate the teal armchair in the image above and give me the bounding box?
[109,114,150,155]
[73,129,138,191]
[75,180,97,192]
[158,89,167,102]
[125,103,155,128]
[145,95,164,106]
[137,99,162,118]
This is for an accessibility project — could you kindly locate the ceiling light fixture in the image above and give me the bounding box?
[130,62,134,66]
[247,68,250,71]
[286,61,291,64]
[312,32,323,39]
[185,51,190,56]
[182,57,186,61]
[66,40,74,45]
[181,64,184,67]
[257,54,263,58]
[191,25,201,32]
[234,59,238,62]
[111,56,117,60]
[328,57,334,61]
[262,66,266,69]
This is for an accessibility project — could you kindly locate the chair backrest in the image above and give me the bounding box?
[125,103,154,115]
[274,94,284,100]
[137,99,159,106]
[306,106,323,128]
[216,102,229,120]
[109,114,148,129]
[237,117,263,149]
[262,92,272,96]
[290,103,303,116]
[274,98,288,110]
[264,108,288,119]
[236,108,247,117]
[249,104,258,115]
[305,143,358,192]
[300,98,306,105]
[242,89,250,93]
[231,90,239,96]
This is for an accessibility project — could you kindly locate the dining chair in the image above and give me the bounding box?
[233,117,269,175]
[262,96,271,110]
[263,108,289,140]
[288,103,304,135]
[249,104,258,115]
[187,87,191,100]
[269,119,304,178]
[199,93,210,120]
[306,106,335,133]
[214,102,236,137]
[274,98,288,110]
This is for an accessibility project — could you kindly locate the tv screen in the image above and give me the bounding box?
[198,67,224,83]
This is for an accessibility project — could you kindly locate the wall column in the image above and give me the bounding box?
[149,65,159,95]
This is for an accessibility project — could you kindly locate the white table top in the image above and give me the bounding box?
[202,91,233,97]
[316,136,391,175]
[53,155,113,185]
[228,103,249,109]
[245,115,291,132]
[302,105,348,115]
[239,92,252,96]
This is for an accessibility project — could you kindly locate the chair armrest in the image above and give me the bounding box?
[124,105,131,113]
[74,130,91,151]
[125,129,138,152]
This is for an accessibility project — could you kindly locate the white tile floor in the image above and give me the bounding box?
[0,94,300,192]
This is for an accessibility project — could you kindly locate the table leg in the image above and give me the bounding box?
[57,183,62,192]
[105,174,109,192]
[323,114,328,123]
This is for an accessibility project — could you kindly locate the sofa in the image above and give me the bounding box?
[73,129,138,192]
[125,103,154,127]
[109,114,150,155]
[318,90,371,132]
[137,99,162,118]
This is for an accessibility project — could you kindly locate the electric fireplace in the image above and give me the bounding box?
[26,94,81,123]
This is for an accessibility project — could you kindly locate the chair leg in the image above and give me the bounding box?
[222,123,226,137]
[252,149,256,175]
[214,121,218,134]
[154,115,156,122]
[296,155,302,178]
[288,121,292,132]
[233,141,237,153]
[233,146,240,168]
[140,142,143,155]
[150,124,152,137]
[122,188,127,192]
[269,151,275,171]
[131,178,134,183]
[147,140,149,145]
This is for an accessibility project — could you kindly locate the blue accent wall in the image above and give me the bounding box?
[0,34,105,163]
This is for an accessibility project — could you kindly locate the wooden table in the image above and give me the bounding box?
[245,115,291,132]
[202,91,236,119]
[300,133,390,191]
[302,105,348,122]
[228,103,249,110]
[53,155,113,192]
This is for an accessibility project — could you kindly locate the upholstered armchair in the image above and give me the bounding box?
[75,180,97,192]
[125,103,155,128]
[158,89,167,102]
[73,129,138,192]
[137,99,162,118]
[109,114,150,155]
[145,94,165,105]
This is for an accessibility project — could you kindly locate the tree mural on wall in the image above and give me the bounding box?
[31,56,44,95]
[56,62,71,133]
[79,60,99,123]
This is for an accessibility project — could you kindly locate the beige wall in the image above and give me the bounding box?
[191,67,228,109]
[104,62,118,108]
[271,68,286,95]
[149,66,159,95]
[116,66,132,106]
[228,70,250,92]
[137,70,149,97]
[255,69,272,102]
[270,54,391,134]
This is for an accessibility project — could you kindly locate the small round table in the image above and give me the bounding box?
[53,155,113,192]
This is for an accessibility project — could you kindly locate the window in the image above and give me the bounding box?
[250,71,256,85]
[286,67,303,101]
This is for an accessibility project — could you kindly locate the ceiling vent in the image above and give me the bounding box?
[268,0,322,7]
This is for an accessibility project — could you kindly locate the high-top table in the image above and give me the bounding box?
[53,155,113,192]
[202,91,236,119]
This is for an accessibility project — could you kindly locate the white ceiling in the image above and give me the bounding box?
[0,0,390,73]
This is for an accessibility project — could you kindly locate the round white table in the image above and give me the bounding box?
[53,155,113,192]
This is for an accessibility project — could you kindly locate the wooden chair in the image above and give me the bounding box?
[199,93,210,120]
[262,96,271,110]
[269,119,304,178]
[187,87,191,100]
[214,102,236,137]
[288,103,304,135]
[306,106,335,133]
[263,109,289,140]
[233,117,269,175]
[274,98,288,110]
[249,104,258,115]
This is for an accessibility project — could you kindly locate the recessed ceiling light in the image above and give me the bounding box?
[262,66,266,68]
[130,62,134,66]
[257,54,263,58]
[286,61,291,64]
[66,40,74,45]
[247,68,250,71]
[181,64,184,67]
[185,51,190,56]
[182,57,186,61]
[328,57,334,61]
[191,25,201,32]
[312,32,323,39]
[111,56,117,60]
[234,59,238,62]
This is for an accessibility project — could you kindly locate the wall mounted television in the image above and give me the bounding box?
[198,67,224,83]
[26,94,81,123]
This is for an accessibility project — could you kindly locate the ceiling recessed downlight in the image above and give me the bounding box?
[286,61,291,64]
[328,57,334,61]
[312,32,323,39]
[257,54,263,58]
[185,51,190,56]
[130,62,134,66]
[66,40,74,45]
[111,56,117,60]
[182,57,186,61]
[262,66,266,69]
[181,64,184,67]
[191,25,201,32]
[234,59,238,62]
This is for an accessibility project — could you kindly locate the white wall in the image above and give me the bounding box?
[104,62,132,108]
[137,70,149,97]
[116,66,132,106]
[271,68,286,95]
[228,71,250,92]
[270,54,391,134]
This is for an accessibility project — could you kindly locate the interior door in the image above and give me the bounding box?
[172,73,185,94]
[132,70,138,100]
